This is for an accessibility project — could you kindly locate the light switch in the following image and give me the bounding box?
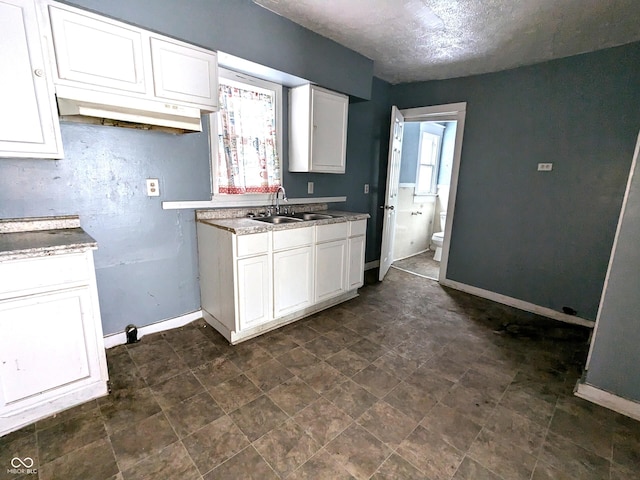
[307,182,314,194]
[364,184,370,194]
[146,178,160,196]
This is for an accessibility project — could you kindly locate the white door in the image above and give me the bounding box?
[236,255,270,330]
[150,37,218,110]
[379,106,404,281]
[48,5,147,93]
[273,246,313,317]
[311,87,348,173]
[0,0,63,158]
[315,239,347,302]
[0,288,97,410]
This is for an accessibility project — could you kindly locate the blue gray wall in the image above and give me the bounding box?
[391,42,640,320]
[0,0,387,335]
[585,135,640,401]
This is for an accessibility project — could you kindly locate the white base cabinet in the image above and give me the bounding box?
[198,217,366,344]
[0,251,108,436]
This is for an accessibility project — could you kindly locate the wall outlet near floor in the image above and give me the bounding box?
[307,182,314,194]
[537,163,553,171]
[146,178,160,196]
[364,184,369,194]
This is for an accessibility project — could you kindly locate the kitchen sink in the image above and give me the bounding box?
[252,216,304,224]
[291,213,335,220]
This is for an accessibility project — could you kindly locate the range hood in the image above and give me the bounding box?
[55,85,203,133]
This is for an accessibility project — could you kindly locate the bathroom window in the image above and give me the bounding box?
[210,68,283,199]
[415,131,441,195]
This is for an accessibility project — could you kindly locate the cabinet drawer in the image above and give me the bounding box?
[349,220,367,237]
[236,232,269,257]
[0,253,89,298]
[316,222,348,243]
[273,227,313,251]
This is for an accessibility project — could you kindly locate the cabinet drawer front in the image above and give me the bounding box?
[349,220,367,237]
[0,254,89,298]
[273,227,313,251]
[236,232,269,257]
[316,222,348,243]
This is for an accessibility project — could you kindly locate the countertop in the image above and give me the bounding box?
[197,210,370,235]
[0,216,97,261]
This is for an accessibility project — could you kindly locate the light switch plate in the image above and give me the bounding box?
[146,178,160,196]
[364,184,369,194]
[307,182,314,194]
[537,163,553,171]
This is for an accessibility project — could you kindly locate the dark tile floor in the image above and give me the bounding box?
[3,268,640,479]
[393,250,440,280]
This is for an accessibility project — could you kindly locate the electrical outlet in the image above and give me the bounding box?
[537,163,553,172]
[364,184,369,194]
[307,182,314,194]
[146,178,160,196]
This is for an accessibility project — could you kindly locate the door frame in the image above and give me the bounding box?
[397,102,467,281]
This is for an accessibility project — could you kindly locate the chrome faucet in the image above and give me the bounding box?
[274,186,287,215]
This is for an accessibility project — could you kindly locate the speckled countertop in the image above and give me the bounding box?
[0,216,97,261]
[197,209,370,235]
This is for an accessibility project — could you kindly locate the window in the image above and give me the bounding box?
[415,131,441,195]
[210,68,283,197]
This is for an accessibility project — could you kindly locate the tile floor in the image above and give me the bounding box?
[393,250,440,281]
[2,268,640,480]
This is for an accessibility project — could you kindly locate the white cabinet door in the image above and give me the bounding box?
[236,255,270,330]
[0,0,62,158]
[0,287,100,412]
[348,235,365,290]
[315,239,347,302]
[310,87,348,173]
[273,246,313,318]
[48,4,147,94]
[150,38,218,110]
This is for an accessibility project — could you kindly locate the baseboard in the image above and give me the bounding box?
[103,310,203,348]
[365,260,379,270]
[575,381,640,422]
[439,279,594,328]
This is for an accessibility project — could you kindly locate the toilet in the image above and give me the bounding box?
[431,212,447,262]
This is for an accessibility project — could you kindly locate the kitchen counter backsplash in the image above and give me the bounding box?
[195,203,329,221]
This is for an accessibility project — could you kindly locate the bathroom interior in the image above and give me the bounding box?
[392,120,457,280]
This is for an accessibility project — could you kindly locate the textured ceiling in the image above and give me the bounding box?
[253,0,640,84]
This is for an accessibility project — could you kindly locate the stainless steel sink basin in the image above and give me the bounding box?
[253,216,304,224]
[292,213,334,220]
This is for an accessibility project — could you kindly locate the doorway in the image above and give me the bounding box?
[379,103,467,283]
[391,120,457,280]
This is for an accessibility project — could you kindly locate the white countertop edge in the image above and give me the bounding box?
[0,215,81,233]
[162,196,348,210]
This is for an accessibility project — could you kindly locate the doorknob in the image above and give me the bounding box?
[379,205,395,210]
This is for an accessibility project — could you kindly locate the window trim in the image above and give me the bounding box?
[209,68,284,204]
[415,130,442,196]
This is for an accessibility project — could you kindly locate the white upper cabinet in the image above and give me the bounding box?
[48,5,147,94]
[289,84,348,174]
[150,38,218,110]
[0,0,62,158]
[42,0,218,112]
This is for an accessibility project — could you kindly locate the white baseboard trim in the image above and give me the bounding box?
[439,279,595,328]
[575,381,640,422]
[365,260,379,271]
[103,310,203,348]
